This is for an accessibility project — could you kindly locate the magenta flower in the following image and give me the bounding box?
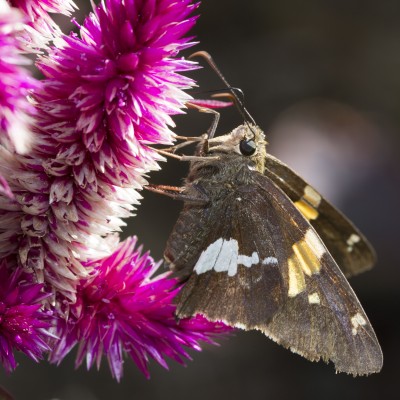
[0,259,52,372]
[49,237,229,381]
[0,4,37,154]
[0,0,199,302]
[0,0,231,380]
[9,0,77,43]
[36,0,198,171]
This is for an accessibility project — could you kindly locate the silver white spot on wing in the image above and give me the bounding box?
[238,252,260,268]
[213,239,239,276]
[194,238,262,277]
[351,312,367,335]
[304,229,326,259]
[308,292,321,305]
[262,256,278,265]
[303,185,322,208]
[194,237,223,275]
[346,233,361,253]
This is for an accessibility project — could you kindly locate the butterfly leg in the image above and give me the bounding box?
[149,100,220,158]
[161,135,206,154]
[187,101,220,139]
[153,148,218,162]
[145,184,209,205]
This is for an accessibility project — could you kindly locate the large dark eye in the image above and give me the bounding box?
[239,139,256,156]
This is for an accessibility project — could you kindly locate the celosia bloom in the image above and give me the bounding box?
[0,260,52,372]
[9,0,77,43]
[0,3,37,154]
[50,237,229,381]
[36,0,198,169]
[0,0,230,380]
[0,0,199,302]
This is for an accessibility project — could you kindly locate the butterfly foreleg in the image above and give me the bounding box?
[145,183,209,205]
[186,101,220,139]
[152,148,219,162]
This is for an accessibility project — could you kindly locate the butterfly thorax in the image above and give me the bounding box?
[186,152,256,195]
[184,124,267,198]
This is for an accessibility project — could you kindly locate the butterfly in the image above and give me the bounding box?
[149,52,383,376]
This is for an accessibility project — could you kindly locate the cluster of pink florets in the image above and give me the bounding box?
[0,0,228,381]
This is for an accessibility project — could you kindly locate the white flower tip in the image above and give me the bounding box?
[10,119,34,155]
[0,0,10,13]
[53,36,67,49]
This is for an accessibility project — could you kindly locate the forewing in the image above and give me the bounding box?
[164,183,287,328]
[249,173,382,375]
[263,154,376,277]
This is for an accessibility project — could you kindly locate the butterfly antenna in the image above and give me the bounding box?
[189,51,257,131]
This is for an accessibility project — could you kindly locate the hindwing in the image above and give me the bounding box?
[264,154,376,277]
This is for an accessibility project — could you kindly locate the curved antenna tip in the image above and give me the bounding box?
[188,50,257,127]
[188,51,213,60]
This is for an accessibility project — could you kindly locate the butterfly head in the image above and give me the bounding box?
[206,124,267,173]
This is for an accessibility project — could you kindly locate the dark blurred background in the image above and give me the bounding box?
[1,0,400,399]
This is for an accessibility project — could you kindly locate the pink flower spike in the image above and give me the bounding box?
[36,0,199,174]
[0,260,53,373]
[0,0,201,302]
[0,3,38,154]
[49,237,230,381]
